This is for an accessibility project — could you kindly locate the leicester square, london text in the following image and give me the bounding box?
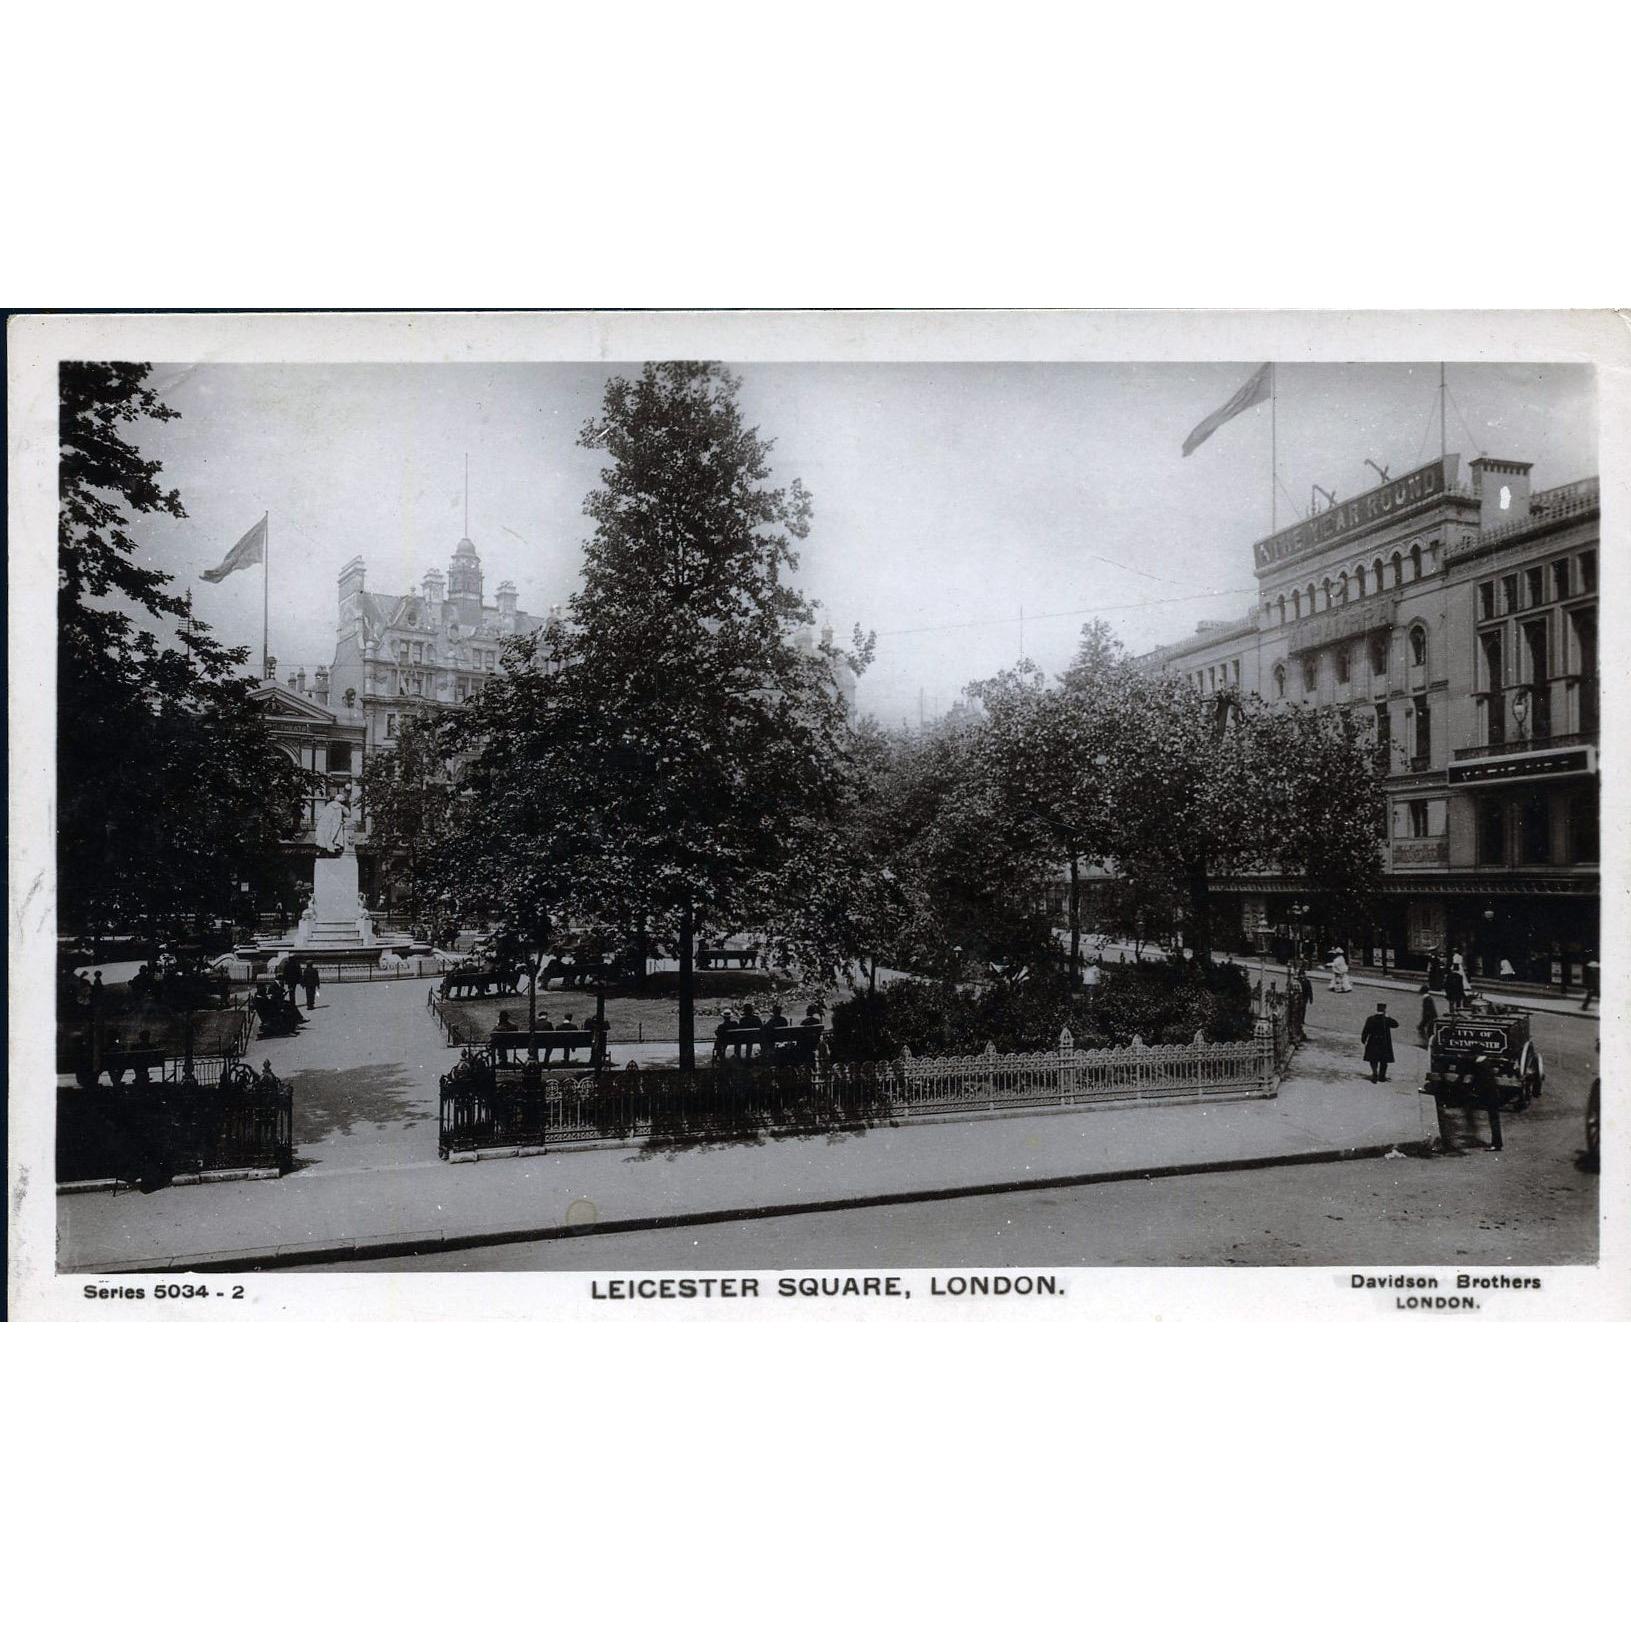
[1253,458,1448,572]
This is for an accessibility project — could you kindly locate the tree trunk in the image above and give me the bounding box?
[527,959,538,1064]
[869,956,877,993]
[1186,857,1214,966]
[1067,854,1081,984]
[678,897,696,1071]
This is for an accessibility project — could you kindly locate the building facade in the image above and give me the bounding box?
[1142,454,1598,990]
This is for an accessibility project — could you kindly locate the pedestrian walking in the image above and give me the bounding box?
[1329,947,1352,995]
[1445,963,1466,1014]
[1427,952,1444,993]
[1581,959,1599,1012]
[1360,1002,1398,1082]
[283,955,302,1008]
[1298,965,1314,1009]
[1416,985,1438,1048]
[302,961,320,1011]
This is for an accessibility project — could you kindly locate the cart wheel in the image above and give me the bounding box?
[1528,1047,1544,1098]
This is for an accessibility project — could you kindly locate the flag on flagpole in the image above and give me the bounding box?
[200,515,267,582]
[1181,363,1273,457]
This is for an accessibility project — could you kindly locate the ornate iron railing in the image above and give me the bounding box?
[439,1007,1297,1156]
[57,1069,293,1186]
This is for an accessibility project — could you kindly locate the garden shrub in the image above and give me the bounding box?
[829,958,1255,1062]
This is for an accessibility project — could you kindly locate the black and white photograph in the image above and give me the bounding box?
[6,309,1625,1318]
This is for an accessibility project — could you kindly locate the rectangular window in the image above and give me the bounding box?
[329,741,353,776]
[1502,574,1520,615]
[1302,657,1318,694]
[1520,793,1551,865]
[1571,608,1597,733]
[1478,799,1505,865]
[1569,791,1598,864]
[1412,697,1431,766]
[1409,801,1429,838]
[1373,704,1391,770]
[386,713,398,738]
[1335,644,1350,684]
[1580,550,1596,592]
[1523,620,1551,738]
[1525,566,1544,607]
[1232,659,1240,688]
[1369,632,1387,677]
[1481,632,1504,747]
[1479,581,1495,621]
[1553,559,1571,601]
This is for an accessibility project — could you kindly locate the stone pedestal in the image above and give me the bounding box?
[313,854,360,922]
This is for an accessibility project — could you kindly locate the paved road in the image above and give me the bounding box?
[308,995,1598,1271]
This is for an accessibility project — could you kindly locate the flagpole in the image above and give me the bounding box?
[263,511,270,681]
[1270,365,1278,533]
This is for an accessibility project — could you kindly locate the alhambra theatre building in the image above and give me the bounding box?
[1144,454,1599,992]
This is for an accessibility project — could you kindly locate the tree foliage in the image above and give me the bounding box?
[360,710,459,918]
[57,363,313,933]
[438,363,872,1064]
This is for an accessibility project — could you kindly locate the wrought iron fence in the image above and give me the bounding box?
[58,1071,293,1186]
[439,1015,1292,1157]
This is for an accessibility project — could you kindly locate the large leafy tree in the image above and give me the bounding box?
[360,710,458,919]
[971,639,1128,980]
[1097,671,1384,963]
[444,363,871,1067]
[852,712,1057,979]
[58,362,312,937]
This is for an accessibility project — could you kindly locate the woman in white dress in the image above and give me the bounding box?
[1329,947,1352,994]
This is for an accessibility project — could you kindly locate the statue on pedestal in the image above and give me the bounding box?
[314,788,353,856]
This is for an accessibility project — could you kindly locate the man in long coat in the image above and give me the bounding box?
[1361,1002,1399,1082]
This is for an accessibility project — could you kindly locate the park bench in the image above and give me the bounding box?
[715,1024,823,1064]
[698,945,763,970]
[488,1027,606,1069]
[441,963,525,1000]
[96,1048,169,1087]
[538,953,636,989]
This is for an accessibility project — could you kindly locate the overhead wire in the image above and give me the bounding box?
[875,584,1251,640]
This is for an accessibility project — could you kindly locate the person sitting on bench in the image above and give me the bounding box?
[131,1031,157,1086]
[557,1015,578,1064]
[714,1008,736,1064]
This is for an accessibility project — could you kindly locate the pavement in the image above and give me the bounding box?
[1076,936,1601,1022]
[57,972,1440,1272]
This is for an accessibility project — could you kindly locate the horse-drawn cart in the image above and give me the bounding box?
[1421,1000,1544,1146]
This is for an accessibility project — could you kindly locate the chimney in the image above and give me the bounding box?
[1469,457,1532,529]
[496,579,518,629]
[314,666,330,704]
[422,567,445,606]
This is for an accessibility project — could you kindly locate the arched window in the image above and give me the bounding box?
[1306,582,1317,615]
[1291,589,1301,619]
[1410,542,1422,581]
[1390,552,1403,589]
[1302,656,1319,693]
[1321,577,1333,611]
[1409,624,1427,668]
[1277,594,1286,624]
[1373,556,1385,593]
[1273,663,1286,699]
[1338,571,1351,604]
[1354,564,1367,598]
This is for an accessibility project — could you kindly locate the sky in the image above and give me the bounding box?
[126,360,1597,724]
